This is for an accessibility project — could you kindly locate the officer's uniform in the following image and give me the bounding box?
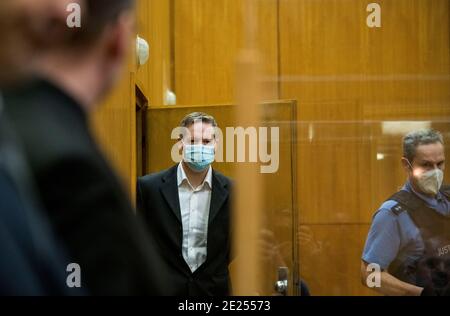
[362,181,450,294]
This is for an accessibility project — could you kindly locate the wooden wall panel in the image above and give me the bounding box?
[135,0,150,97]
[91,70,136,201]
[295,101,373,224]
[173,0,279,105]
[147,0,172,107]
[135,0,172,107]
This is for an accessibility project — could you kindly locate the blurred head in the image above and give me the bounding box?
[0,0,77,86]
[401,129,445,196]
[74,0,136,98]
[26,0,136,107]
[178,112,218,173]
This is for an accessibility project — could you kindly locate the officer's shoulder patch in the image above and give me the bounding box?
[390,203,406,216]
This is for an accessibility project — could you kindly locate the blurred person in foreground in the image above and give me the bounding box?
[0,0,83,295]
[4,0,169,295]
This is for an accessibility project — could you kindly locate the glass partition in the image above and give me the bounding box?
[142,0,450,296]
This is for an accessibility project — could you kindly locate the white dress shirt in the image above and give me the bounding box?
[177,162,212,272]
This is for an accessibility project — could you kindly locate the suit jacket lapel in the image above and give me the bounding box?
[209,171,229,224]
[159,166,228,232]
[160,166,182,224]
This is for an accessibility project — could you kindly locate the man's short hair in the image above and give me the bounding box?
[179,112,217,140]
[69,0,135,47]
[180,112,218,128]
[403,128,444,162]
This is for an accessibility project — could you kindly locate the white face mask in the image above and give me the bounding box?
[416,168,444,195]
[407,159,444,195]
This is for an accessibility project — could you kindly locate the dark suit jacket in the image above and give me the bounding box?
[4,79,169,295]
[0,108,74,295]
[137,164,232,296]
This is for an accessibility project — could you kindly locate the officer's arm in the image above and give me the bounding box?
[360,260,423,296]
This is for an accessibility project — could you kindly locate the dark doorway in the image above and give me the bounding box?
[136,87,148,177]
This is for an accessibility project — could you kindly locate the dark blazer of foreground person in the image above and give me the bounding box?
[5,79,169,295]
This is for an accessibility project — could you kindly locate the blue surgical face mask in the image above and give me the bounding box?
[183,144,215,172]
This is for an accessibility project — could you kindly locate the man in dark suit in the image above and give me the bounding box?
[137,112,233,296]
[4,0,168,295]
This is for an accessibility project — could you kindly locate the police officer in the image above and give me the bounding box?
[361,128,449,296]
